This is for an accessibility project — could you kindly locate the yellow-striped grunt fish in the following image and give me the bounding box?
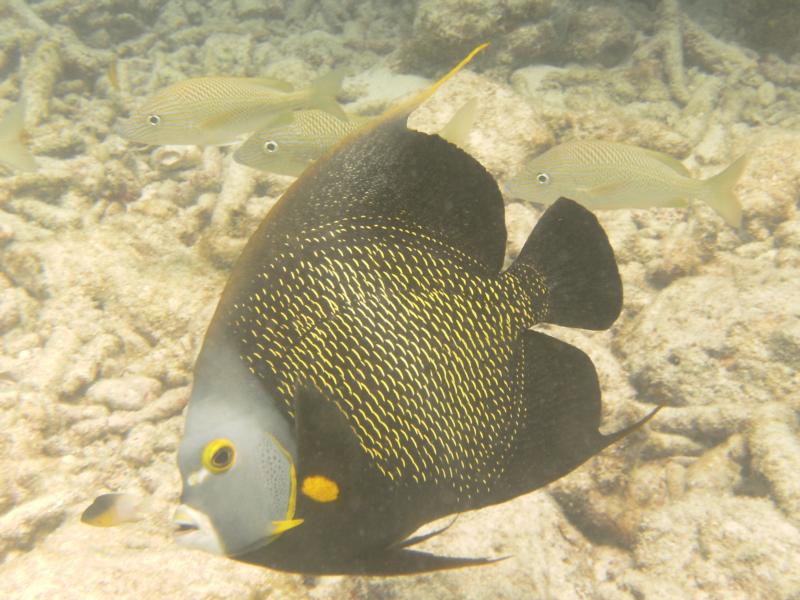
[0,100,36,171]
[505,140,748,227]
[119,71,346,146]
[233,98,478,177]
[173,43,658,575]
[233,110,368,176]
[81,493,150,527]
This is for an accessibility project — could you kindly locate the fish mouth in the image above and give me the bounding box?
[172,504,224,554]
[174,521,199,535]
[173,505,200,536]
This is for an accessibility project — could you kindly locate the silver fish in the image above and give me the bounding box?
[234,98,478,177]
[506,139,747,227]
[119,72,345,146]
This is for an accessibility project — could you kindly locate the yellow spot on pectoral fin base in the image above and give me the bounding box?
[301,475,340,503]
[272,518,304,534]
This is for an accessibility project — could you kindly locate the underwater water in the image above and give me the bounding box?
[1,0,799,597]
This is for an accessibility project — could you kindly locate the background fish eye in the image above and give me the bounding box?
[148,115,161,126]
[537,172,550,185]
[263,140,279,153]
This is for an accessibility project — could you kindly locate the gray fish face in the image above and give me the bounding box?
[505,170,559,205]
[175,334,299,556]
[233,123,314,177]
[505,156,565,206]
[118,106,206,146]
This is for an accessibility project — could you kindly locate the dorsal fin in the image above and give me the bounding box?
[370,43,488,132]
[639,147,691,176]
[252,77,294,92]
[240,43,508,271]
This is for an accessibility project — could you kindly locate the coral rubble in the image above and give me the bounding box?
[0,0,799,598]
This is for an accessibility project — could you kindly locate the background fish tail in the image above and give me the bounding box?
[437,98,478,149]
[508,198,621,330]
[308,70,347,120]
[700,155,748,228]
[0,101,36,171]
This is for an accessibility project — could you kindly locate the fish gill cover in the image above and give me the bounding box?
[0,0,799,598]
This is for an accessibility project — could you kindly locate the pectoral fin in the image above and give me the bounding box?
[293,384,377,507]
[583,181,626,197]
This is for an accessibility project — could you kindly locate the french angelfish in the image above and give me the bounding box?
[505,139,748,227]
[119,72,345,146]
[174,44,658,575]
[0,100,36,171]
[233,98,478,177]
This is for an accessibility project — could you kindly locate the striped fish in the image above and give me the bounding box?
[233,109,367,176]
[506,139,747,227]
[119,72,345,146]
[233,98,478,177]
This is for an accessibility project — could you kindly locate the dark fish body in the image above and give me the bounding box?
[183,50,657,574]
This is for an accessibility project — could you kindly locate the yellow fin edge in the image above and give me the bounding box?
[383,42,489,123]
[271,518,304,535]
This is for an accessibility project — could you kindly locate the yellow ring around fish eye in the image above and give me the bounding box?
[264,140,279,153]
[202,438,236,474]
[536,172,550,185]
[148,114,161,126]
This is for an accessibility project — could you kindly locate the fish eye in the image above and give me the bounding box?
[263,140,279,153]
[202,438,236,473]
[536,172,550,185]
[148,114,161,126]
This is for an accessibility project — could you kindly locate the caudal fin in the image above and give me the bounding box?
[508,198,621,330]
[701,155,748,228]
[437,98,478,150]
[0,101,36,171]
[309,70,347,120]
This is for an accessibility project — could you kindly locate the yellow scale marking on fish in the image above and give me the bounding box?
[229,214,545,496]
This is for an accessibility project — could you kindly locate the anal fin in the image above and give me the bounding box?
[494,331,660,503]
[389,515,460,551]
